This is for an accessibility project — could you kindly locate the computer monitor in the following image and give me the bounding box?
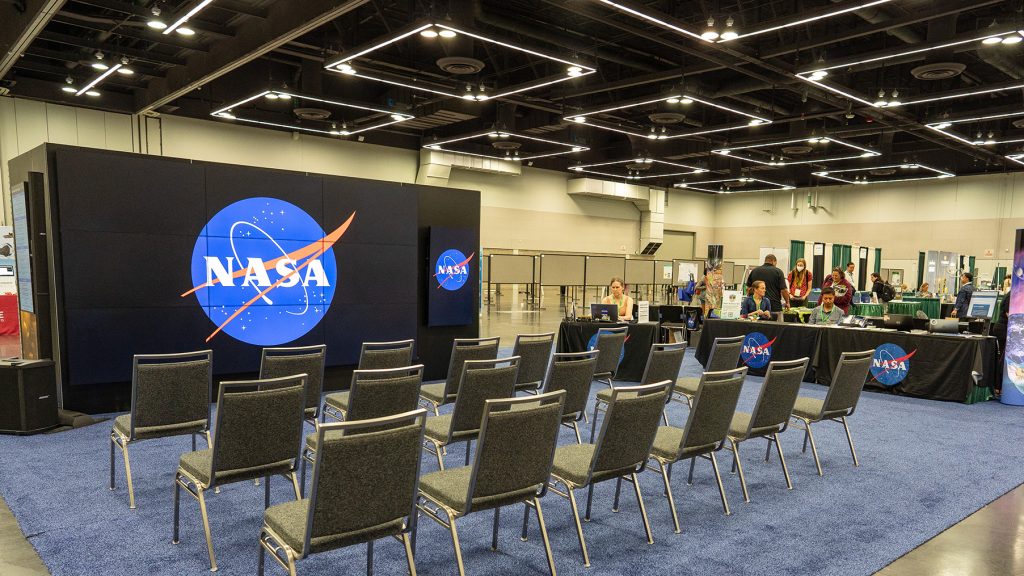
[591,303,618,321]
[858,291,873,304]
[966,290,999,318]
[806,289,821,305]
[884,314,914,331]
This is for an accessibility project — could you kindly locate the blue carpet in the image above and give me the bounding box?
[2,357,1024,576]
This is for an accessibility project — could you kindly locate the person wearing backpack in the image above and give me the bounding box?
[870,272,895,302]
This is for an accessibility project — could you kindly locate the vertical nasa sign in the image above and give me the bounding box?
[1002,229,1024,405]
[428,227,476,326]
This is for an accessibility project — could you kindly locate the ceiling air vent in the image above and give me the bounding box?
[910,62,965,80]
[781,145,813,155]
[625,161,653,171]
[648,112,686,124]
[640,242,661,255]
[437,57,486,75]
[870,168,897,176]
[1012,118,1024,129]
[491,141,521,150]
[293,108,331,121]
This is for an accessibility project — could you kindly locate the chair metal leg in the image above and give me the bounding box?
[205,431,213,448]
[774,433,793,490]
[687,457,696,485]
[464,441,471,466]
[402,533,417,576]
[841,416,860,467]
[803,419,823,476]
[491,507,500,551]
[612,478,622,512]
[172,473,181,544]
[588,402,600,443]
[566,487,590,566]
[119,439,136,509]
[571,421,582,445]
[264,475,271,508]
[584,483,594,521]
[631,473,654,545]
[765,437,773,462]
[192,433,197,451]
[366,540,374,576]
[520,502,530,541]
[533,497,557,576]
[657,462,680,534]
[709,453,731,516]
[258,531,266,576]
[289,472,302,500]
[731,439,750,503]
[109,434,116,491]
[661,409,669,426]
[434,442,446,471]
[447,513,465,576]
[196,486,218,572]
[802,425,809,453]
[299,453,307,497]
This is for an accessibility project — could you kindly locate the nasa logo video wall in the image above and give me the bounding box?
[427,227,476,326]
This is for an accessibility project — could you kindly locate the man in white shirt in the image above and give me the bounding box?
[845,262,858,291]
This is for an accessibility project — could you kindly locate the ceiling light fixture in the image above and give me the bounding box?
[423,129,589,161]
[147,5,167,30]
[565,92,770,139]
[210,90,414,137]
[572,158,706,180]
[596,0,706,41]
[164,0,213,35]
[420,28,438,38]
[701,18,719,41]
[1006,153,1024,167]
[61,76,76,93]
[1002,33,1023,44]
[673,177,794,193]
[76,63,122,96]
[721,0,892,41]
[176,26,196,36]
[925,110,1024,145]
[720,17,739,41]
[813,163,953,185]
[711,136,878,166]
[85,90,101,97]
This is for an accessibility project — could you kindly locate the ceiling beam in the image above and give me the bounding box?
[51,13,214,51]
[135,0,371,115]
[37,29,187,65]
[67,0,235,37]
[0,0,66,78]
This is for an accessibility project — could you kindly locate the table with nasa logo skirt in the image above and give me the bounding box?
[557,321,658,382]
[694,319,823,379]
[815,328,997,403]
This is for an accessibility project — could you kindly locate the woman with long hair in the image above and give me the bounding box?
[788,258,813,306]
[821,267,855,313]
[601,277,634,321]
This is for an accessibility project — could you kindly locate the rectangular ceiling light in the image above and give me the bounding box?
[324,20,595,101]
[565,93,771,139]
[795,28,1024,108]
[210,90,414,136]
[674,177,794,194]
[1006,153,1024,167]
[596,0,705,42]
[424,130,588,161]
[723,1,893,42]
[812,163,954,185]
[164,0,214,35]
[926,111,1024,145]
[712,136,879,166]
[569,158,708,180]
[76,63,122,96]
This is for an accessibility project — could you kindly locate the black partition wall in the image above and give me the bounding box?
[12,145,479,412]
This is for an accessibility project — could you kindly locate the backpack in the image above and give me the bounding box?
[879,283,896,302]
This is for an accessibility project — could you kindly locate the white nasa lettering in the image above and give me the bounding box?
[437,265,468,276]
[873,359,907,371]
[742,345,769,357]
[205,257,330,287]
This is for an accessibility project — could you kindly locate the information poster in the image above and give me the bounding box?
[720,290,742,319]
[11,184,32,314]
[637,301,649,323]
[1002,229,1024,405]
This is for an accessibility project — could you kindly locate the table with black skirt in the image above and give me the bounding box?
[695,319,822,379]
[556,321,658,382]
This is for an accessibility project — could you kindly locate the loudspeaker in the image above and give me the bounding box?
[0,360,58,434]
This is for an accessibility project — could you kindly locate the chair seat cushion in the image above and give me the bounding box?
[551,444,596,486]
[649,426,717,461]
[792,397,825,420]
[113,414,206,441]
[728,412,752,438]
[178,449,214,486]
[420,467,537,515]
[514,381,541,392]
[594,388,613,404]
[323,391,349,413]
[264,499,404,555]
[424,415,453,443]
[673,377,699,395]
[178,449,294,487]
[419,383,447,404]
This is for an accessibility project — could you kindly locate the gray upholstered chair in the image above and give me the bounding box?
[304,365,424,491]
[109,350,212,509]
[416,391,565,576]
[647,367,747,533]
[590,342,686,441]
[590,326,627,389]
[258,409,427,576]
[260,344,326,425]
[419,337,500,415]
[358,339,415,371]
[725,357,808,502]
[512,332,555,393]
[790,350,873,476]
[422,357,519,470]
[671,335,743,410]
[539,350,599,444]
[173,375,308,572]
[544,381,672,567]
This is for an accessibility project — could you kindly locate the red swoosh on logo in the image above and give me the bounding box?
[433,252,475,289]
[742,336,777,363]
[869,349,918,382]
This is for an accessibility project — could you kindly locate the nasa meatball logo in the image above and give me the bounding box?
[182,197,353,345]
[741,332,775,369]
[870,343,917,386]
[434,249,474,291]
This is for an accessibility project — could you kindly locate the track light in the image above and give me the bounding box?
[701,17,719,41]
[720,17,738,41]
[164,0,213,35]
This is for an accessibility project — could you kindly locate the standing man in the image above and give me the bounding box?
[845,262,858,291]
[747,254,790,312]
[951,272,975,318]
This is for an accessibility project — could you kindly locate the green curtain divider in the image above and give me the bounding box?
[968,256,976,280]
[831,244,843,273]
[917,252,925,289]
[993,266,1007,288]
[790,240,805,262]
[874,248,881,274]
[840,245,852,271]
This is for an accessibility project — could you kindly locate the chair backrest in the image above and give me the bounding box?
[676,367,747,454]
[260,345,327,413]
[209,375,307,485]
[130,350,212,437]
[745,358,809,436]
[304,409,427,555]
[443,337,500,399]
[821,350,874,417]
[640,343,687,385]
[541,350,599,419]
[358,339,415,372]
[346,365,424,430]
[590,381,673,482]
[707,336,744,372]
[592,326,628,376]
[446,357,520,438]
[512,332,555,387]
[463,391,565,513]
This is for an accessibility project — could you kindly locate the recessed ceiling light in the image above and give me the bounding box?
[176,26,195,36]
[982,36,1004,44]
[572,116,586,123]
[61,86,77,93]
[147,20,167,30]
[1002,34,1023,44]
[85,90,101,97]
[92,62,109,70]
[420,29,439,38]
[701,30,719,41]
[116,67,134,75]
[680,97,693,104]
[438,29,457,38]
[265,92,279,100]
[278,93,291,100]
[666,97,680,104]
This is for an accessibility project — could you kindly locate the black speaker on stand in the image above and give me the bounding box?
[0,360,59,435]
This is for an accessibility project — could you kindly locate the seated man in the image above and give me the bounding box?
[809,287,845,325]
[741,280,772,319]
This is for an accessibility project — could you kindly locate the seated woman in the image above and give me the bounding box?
[741,280,772,319]
[821,267,855,314]
[809,287,845,325]
[601,277,634,321]
[917,282,932,297]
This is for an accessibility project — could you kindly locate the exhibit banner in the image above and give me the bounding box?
[1002,229,1024,405]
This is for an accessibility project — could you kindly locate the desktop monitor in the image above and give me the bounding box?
[884,314,915,331]
[966,290,999,318]
[591,303,618,321]
[806,289,821,305]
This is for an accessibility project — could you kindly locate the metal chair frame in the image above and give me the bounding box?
[669,335,743,409]
[590,342,686,441]
[419,337,500,416]
[260,344,327,426]
[538,350,599,444]
[512,332,556,394]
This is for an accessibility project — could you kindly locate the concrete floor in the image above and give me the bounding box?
[2,294,1022,576]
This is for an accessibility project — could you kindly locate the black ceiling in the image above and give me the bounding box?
[3,0,1023,193]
